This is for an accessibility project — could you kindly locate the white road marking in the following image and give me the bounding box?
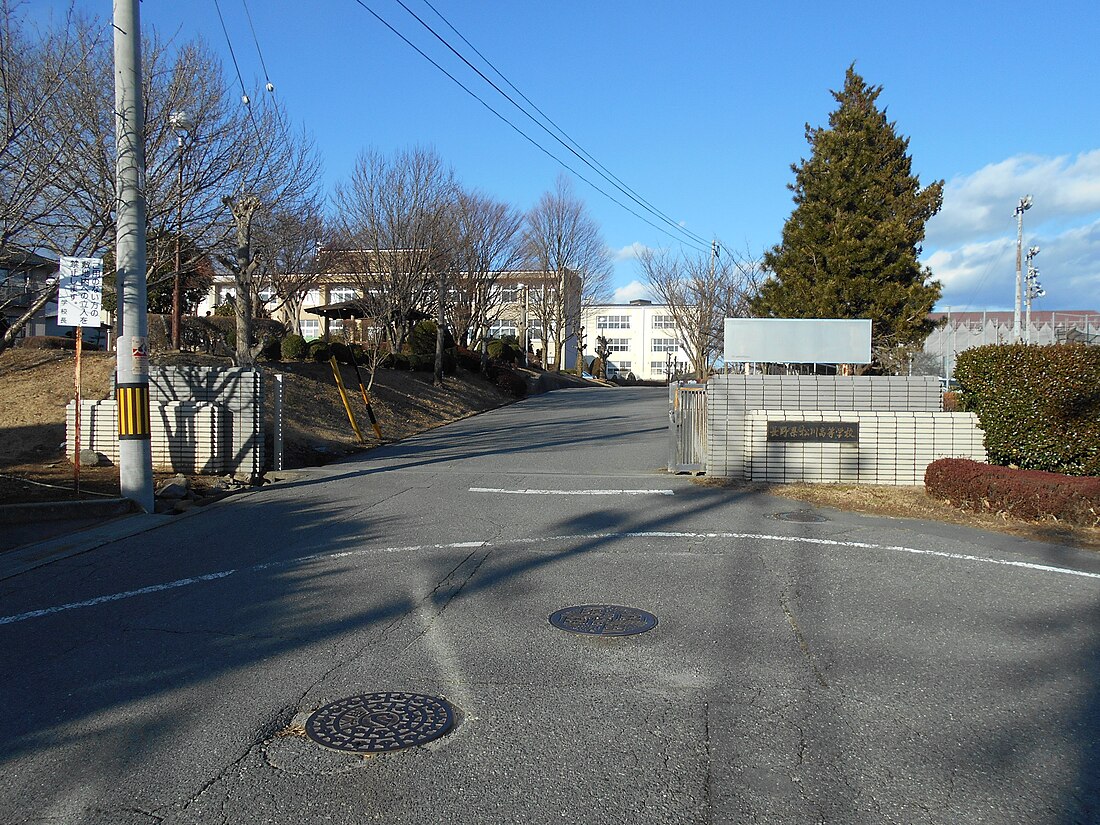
[469,487,674,496]
[2,531,1097,626]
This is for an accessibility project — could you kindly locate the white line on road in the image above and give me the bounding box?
[469,487,674,496]
[2,531,1098,626]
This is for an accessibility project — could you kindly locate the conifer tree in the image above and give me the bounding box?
[751,65,944,360]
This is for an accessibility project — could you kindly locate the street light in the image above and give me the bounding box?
[1013,195,1033,342]
[169,110,194,350]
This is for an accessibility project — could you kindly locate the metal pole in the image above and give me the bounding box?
[113,0,154,512]
[1013,196,1032,342]
[171,133,183,349]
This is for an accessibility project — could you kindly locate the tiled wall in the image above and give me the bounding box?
[744,410,987,485]
[704,375,986,485]
[65,367,264,476]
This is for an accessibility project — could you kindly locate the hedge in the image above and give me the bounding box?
[925,458,1100,526]
[954,343,1100,475]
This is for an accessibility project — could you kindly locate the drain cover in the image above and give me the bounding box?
[773,510,828,523]
[549,604,658,636]
[305,692,454,754]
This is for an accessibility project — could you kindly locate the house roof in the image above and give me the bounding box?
[0,246,57,271]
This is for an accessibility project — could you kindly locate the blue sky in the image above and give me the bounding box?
[31,1,1100,311]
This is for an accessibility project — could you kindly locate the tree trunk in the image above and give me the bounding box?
[0,284,57,353]
[227,196,260,367]
[434,270,445,385]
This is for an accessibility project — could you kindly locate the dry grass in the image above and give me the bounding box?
[701,477,1100,550]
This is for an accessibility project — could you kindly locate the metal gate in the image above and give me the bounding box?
[668,383,707,474]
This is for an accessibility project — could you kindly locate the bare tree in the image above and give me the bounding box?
[524,175,611,371]
[638,244,761,380]
[252,200,326,336]
[444,188,524,368]
[332,147,456,354]
[218,103,322,365]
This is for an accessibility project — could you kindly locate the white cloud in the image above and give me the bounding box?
[924,217,1100,311]
[614,242,651,262]
[927,150,1100,247]
[611,280,651,303]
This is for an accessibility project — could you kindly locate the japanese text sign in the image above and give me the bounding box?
[58,257,104,327]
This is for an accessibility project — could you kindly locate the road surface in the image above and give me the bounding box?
[1,386,1098,823]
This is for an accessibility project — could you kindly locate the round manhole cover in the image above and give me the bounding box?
[305,693,454,754]
[773,510,828,523]
[549,604,658,636]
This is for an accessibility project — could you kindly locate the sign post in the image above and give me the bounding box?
[58,257,104,496]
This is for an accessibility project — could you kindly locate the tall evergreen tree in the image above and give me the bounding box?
[751,65,944,361]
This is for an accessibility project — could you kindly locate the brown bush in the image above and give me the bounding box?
[925,457,1100,526]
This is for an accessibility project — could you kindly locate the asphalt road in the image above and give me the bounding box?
[1,386,1099,824]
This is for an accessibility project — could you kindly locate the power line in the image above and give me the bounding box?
[240,0,273,88]
[346,0,709,254]
[401,0,710,249]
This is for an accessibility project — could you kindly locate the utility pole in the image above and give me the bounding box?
[113,0,154,512]
[1013,195,1032,342]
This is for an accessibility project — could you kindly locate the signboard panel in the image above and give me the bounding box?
[767,421,859,443]
[724,318,872,364]
[57,257,104,327]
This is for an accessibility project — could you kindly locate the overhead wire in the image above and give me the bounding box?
[403,0,710,250]
[210,0,295,197]
[240,0,273,89]
[347,0,709,254]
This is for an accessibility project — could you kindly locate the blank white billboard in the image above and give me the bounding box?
[724,318,872,364]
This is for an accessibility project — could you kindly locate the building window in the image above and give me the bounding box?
[653,314,675,329]
[496,285,519,303]
[300,318,320,339]
[328,286,358,303]
[596,314,630,329]
[489,321,517,339]
[651,361,672,375]
[605,337,630,352]
[304,289,321,306]
[652,338,678,352]
[608,360,630,375]
[329,319,344,336]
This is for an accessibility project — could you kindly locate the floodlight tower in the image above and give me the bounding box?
[1014,195,1033,342]
[1025,246,1044,342]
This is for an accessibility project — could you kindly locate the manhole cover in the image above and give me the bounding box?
[304,693,454,754]
[549,604,658,636]
[773,511,828,523]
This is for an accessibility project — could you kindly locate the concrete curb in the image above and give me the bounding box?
[0,497,137,525]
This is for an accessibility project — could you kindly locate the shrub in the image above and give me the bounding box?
[926,458,1100,526]
[259,337,282,361]
[18,335,75,350]
[329,341,351,364]
[455,346,481,372]
[487,337,519,363]
[281,334,307,360]
[308,340,331,362]
[383,351,411,370]
[494,367,528,398]
[955,344,1100,475]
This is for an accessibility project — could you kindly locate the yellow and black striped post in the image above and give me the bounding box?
[116,383,151,440]
[329,356,365,444]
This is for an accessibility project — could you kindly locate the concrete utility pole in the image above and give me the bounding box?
[1013,195,1032,342]
[113,0,154,512]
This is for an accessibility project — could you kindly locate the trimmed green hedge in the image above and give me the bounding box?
[954,344,1100,475]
